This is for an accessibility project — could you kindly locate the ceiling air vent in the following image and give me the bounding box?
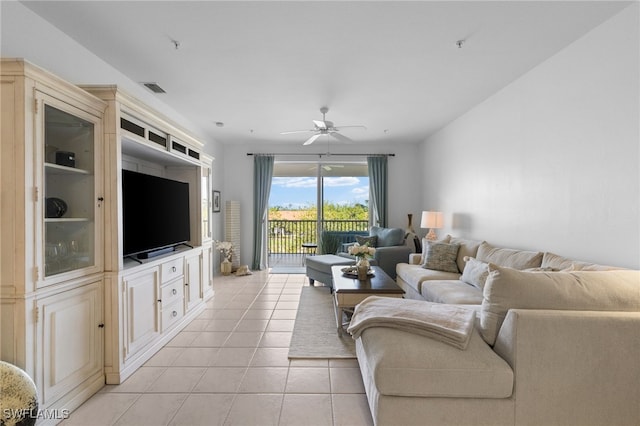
[142,82,166,94]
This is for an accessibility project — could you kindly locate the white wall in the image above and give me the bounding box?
[0,2,216,147]
[420,4,639,268]
[221,141,422,266]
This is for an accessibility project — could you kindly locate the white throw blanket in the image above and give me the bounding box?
[346,296,476,350]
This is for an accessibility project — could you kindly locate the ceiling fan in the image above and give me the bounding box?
[280,107,366,145]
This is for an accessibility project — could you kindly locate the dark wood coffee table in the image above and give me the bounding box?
[331,265,405,335]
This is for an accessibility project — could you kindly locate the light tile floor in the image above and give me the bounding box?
[61,271,374,426]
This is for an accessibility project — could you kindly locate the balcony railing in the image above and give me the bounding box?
[268,219,368,254]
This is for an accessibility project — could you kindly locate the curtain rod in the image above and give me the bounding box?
[246,153,394,157]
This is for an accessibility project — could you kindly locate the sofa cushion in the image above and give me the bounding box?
[541,251,624,271]
[422,241,460,273]
[540,252,575,271]
[371,226,405,247]
[479,264,640,345]
[448,236,484,273]
[396,264,461,294]
[421,280,484,305]
[476,242,543,270]
[573,262,625,271]
[355,235,378,247]
[356,326,513,398]
[460,257,490,290]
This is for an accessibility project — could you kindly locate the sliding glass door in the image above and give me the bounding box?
[269,163,318,261]
[268,161,369,266]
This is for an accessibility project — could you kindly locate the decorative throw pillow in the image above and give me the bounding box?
[355,235,378,247]
[419,235,451,266]
[460,256,490,290]
[421,241,460,273]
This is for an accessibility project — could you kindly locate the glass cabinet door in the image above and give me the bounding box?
[41,100,101,279]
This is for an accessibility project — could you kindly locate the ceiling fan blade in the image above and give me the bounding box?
[313,120,327,130]
[303,133,321,145]
[330,132,354,144]
[280,129,313,135]
[333,125,367,131]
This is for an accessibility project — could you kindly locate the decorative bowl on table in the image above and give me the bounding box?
[341,266,374,277]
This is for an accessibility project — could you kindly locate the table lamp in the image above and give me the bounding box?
[421,211,443,241]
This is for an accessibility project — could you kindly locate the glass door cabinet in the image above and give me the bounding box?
[39,94,102,283]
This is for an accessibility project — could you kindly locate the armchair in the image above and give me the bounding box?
[339,226,414,279]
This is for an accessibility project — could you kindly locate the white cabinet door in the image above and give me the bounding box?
[123,268,160,360]
[38,280,103,406]
[202,245,213,299]
[184,253,202,312]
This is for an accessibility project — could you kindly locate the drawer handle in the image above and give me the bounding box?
[172,311,178,317]
[172,289,177,295]
[172,266,176,272]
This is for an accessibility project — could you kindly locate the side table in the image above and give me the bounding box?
[301,242,318,264]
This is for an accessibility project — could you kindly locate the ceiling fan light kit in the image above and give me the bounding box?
[280,107,366,145]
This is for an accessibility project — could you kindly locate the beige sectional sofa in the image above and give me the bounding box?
[354,236,640,425]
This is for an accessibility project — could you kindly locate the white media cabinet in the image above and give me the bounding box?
[0,59,214,423]
[82,84,215,386]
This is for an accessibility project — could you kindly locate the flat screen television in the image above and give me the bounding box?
[122,169,190,258]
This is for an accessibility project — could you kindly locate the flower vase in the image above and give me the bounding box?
[356,258,370,281]
[221,258,232,276]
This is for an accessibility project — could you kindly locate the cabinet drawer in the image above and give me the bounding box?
[161,279,183,306]
[162,299,184,331]
[161,258,184,284]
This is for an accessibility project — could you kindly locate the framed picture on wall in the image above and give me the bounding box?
[213,190,221,213]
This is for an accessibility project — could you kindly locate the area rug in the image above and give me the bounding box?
[288,286,356,359]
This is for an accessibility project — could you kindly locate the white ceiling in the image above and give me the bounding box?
[22,1,630,146]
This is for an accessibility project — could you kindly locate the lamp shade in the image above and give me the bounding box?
[421,211,443,229]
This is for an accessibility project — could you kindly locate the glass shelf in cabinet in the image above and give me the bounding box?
[44,162,91,175]
[45,218,91,223]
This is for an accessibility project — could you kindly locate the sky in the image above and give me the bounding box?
[269,176,369,209]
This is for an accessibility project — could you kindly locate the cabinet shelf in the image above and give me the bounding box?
[45,162,91,175]
[45,217,90,223]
